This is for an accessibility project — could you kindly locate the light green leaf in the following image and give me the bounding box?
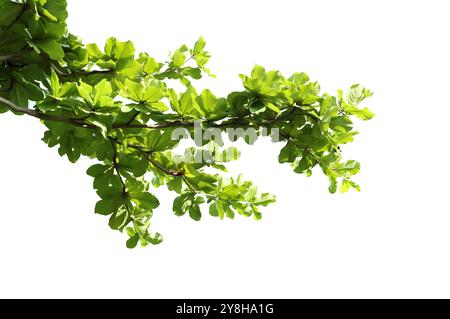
[105,37,135,60]
[344,105,375,120]
[77,82,93,104]
[93,79,112,105]
[193,36,206,54]
[143,80,166,103]
[172,49,186,68]
[86,43,104,60]
[347,84,373,105]
[50,69,60,96]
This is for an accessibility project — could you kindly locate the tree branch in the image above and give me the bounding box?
[0,96,318,134]
[50,63,115,79]
[113,120,193,129]
[142,151,185,177]
[0,96,96,128]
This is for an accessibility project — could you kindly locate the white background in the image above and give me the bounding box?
[1,0,449,298]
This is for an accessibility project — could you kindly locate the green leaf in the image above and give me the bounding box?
[86,116,108,135]
[105,37,135,60]
[193,37,206,54]
[77,81,93,104]
[139,53,162,74]
[143,80,166,103]
[223,205,235,219]
[109,206,129,230]
[36,39,65,60]
[254,193,276,206]
[172,49,186,68]
[167,88,181,114]
[86,164,110,177]
[43,0,68,22]
[347,84,373,105]
[145,232,163,245]
[0,1,24,27]
[328,177,338,194]
[289,72,310,86]
[344,179,360,192]
[209,202,219,217]
[132,192,160,210]
[95,198,124,215]
[93,79,112,105]
[334,160,360,177]
[121,78,143,101]
[173,192,195,216]
[156,129,180,151]
[86,43,104,60]
[330,116,353,133]
[344,105,375,120]
[122,79,144,102]
[179,88,199,116]
[116,57,141,78]
[181,67,202,79]
[210,201,224,219]
[294,152,314,174]
[196,89,217,115]
[59,82,76,97]
[167,177,183,193]
[189,205,202,221]
[279,142,298,163]
[126,234,140,249]
[333,131,357,145]
[50,69,60,96]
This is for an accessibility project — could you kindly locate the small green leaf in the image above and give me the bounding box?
[50,69,60,96]
[189,205,202,221]
[126,234,140,249]
[347,84,373,105]
[193,37,206,54]
[344,105,375,120]
[172,49,186,68]
[328,177,338,194]
[340,179,361,193]
[254,193,276,206]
